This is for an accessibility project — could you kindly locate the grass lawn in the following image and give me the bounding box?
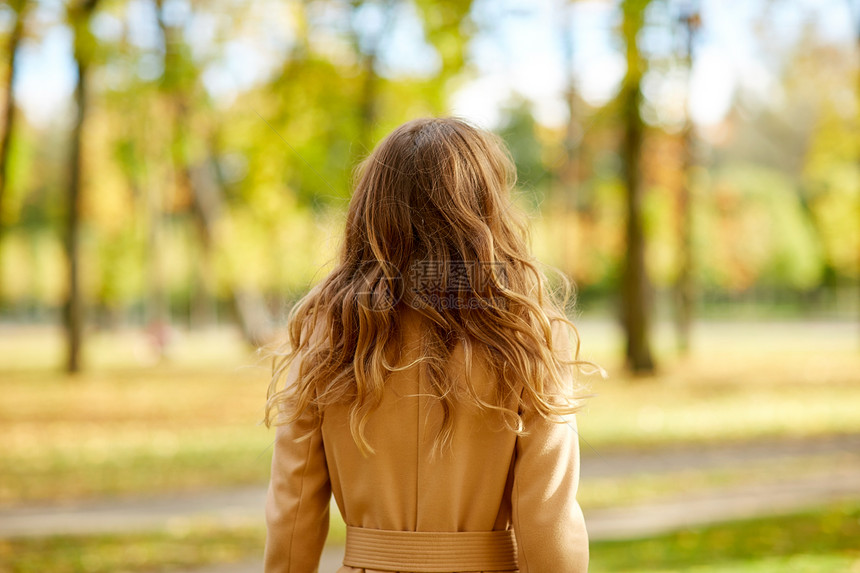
[1,321,859,572]
[0,523,267,573]
[589,502,860,572]
[1,321,859,505]
[2,502,857,572]
[0,364,274,504]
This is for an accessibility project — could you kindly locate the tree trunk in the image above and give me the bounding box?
[64,0,100,373]
[555,0,583,283]
[156,2,271,345]
[191,143,273,345]
[676,130,694,355]
[620,0,655,374]
[560,0,581,211]
[358,49,378,152]
[156,2,216,330]
[64,58,85,372]
[856,5,860,350]
[353,0,394,152]
[0,0,28,274]
[675,8,700,355]
[174,115,217,329]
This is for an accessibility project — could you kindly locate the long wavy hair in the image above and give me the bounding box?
[264,117,601,455]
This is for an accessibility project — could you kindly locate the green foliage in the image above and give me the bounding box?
[802,105,860,280]
[413,0,474,81]
[698,164,823,291]
[498,98,549,208]
[0,0,857,324]
[620,0,651,83]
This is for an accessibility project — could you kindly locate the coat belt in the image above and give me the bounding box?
[343,525,519,572]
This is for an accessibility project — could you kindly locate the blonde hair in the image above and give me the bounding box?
[264,117,601,455]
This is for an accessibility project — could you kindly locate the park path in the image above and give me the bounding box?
[1,434,858,572]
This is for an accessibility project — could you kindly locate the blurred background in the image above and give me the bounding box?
[1,0,859,572]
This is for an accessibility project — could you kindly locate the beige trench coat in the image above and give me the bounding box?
[264,312,589,573]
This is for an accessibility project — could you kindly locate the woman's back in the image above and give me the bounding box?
[324,307,519,534]
[265,309,588,572]
[263,117,594,572]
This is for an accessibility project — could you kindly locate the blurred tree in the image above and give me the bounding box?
[619,0,656,374]
[854,0,860,345]
[674,4,700,355]
[156,0,273,345]
[348,0,395,151]
[546,0,589,294]
[64,0,102,373]
[497,98,547,208]
[253,0,475,208]
[557,0,583,212]
[155,0,214,329]
[348,0,475,152]
[199,129,274,345]
[413,0,474,86]
[5,0,852,343]
[742,5,858,314]
[100,8,171,347]
[0,0,30,266]
[701,164,822,292]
